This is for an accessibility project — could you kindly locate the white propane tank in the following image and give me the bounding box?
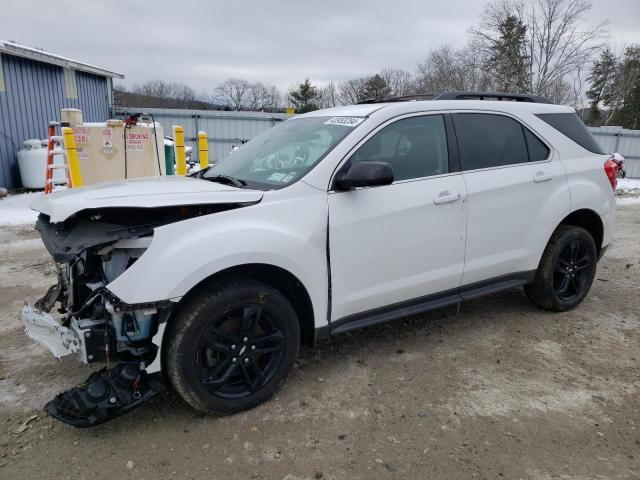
[17,139,64,189]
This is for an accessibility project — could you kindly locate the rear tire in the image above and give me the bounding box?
[166,278,300,415]
[525,225,597,312]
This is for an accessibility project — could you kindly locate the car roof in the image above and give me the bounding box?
[300,100,573,119]
[300,103,389,117]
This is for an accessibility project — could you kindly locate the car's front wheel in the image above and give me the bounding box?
[525,225,598,312]
[166,278,300,414]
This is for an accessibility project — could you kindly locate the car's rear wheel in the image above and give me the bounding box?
[525,225,597,311]
[166,278,300,414]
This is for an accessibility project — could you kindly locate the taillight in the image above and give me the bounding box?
[604,154,624,191]
[604,159,618,190]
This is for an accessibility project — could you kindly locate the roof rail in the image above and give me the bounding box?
[432,91,553,104]
[356,93,437,104]
[356,91,553,105]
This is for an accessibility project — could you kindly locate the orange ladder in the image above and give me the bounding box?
[44,121,72,194]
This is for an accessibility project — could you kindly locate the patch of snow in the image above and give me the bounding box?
[617,178,640,194]
[616,178,640,206]
[616,196,640,206]
[2,238,43,251]
[0,191,42,226]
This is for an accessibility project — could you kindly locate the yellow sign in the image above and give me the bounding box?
[286,107,295,115]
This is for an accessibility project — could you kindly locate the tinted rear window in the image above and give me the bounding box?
[536,113,605,154]
[453,113,529,170]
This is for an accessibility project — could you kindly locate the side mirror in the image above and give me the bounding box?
[334,161,394,191]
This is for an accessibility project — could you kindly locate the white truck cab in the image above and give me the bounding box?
[21,92,620,427]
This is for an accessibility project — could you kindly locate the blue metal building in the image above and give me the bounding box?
[0,41,123,189]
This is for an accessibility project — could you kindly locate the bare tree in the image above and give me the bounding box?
[380,68,417,96]
[416,45,494,94]
[215,78,252,110]
[133,80,196,107]
[263,85,282,111]
[470,0,608,102]
[337,70,416,105]
[338,77,368,105]
[244,82,266,111]
[133,80,169,98]
[215,78,281,111]
[569,65,587,108]
[527,0,607,100]
[544,77,577,104]
[317,82,339,108]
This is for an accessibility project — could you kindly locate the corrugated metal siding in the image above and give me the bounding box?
[115,107,290,165]
[0,53,110,188]
[589,126,640,179]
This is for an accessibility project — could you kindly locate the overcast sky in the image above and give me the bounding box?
[1,0,639,95]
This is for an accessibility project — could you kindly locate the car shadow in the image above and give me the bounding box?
[73,287,544,435]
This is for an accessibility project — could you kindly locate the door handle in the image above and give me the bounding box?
[433,191,461,204]
[533,171,553,183]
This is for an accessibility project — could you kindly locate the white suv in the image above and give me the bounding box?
[23,92,621,427]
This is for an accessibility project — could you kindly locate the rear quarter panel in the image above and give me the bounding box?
[534,121,616,249]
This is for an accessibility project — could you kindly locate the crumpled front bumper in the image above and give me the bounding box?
[20,304,80,359]
[21,304,168,428]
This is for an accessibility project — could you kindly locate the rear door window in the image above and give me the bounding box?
[523,128,550,161]
[453,113,529,170]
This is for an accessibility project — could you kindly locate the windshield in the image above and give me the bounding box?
[203,116,365,190]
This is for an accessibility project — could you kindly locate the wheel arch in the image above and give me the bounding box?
[558,208,604,255]
[167,263,316,349]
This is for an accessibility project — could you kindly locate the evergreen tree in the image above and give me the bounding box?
[586,49,617,125]
[362,74,391,101]
[487,14,529,93]
[288,79,319,113]
[611,45,640,129]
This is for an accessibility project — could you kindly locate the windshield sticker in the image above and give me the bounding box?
[281,172,297,183]
[324,117,365,127]
[267,172,287,182]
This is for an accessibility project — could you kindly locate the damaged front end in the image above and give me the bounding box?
[21,203,236,427]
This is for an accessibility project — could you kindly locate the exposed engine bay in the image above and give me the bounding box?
[21,202,246,427]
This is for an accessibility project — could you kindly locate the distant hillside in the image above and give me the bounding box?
[113,89,227,110]
[113,89,287,113]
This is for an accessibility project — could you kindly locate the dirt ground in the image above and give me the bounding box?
[0,206,638,480]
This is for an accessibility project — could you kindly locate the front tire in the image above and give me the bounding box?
[166,278,300,415]
[525,225,597,312]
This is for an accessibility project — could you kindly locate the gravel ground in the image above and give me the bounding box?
[0,205,638,480]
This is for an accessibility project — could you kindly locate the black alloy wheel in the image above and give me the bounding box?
[196,304,286,399]
[553,239,594,301]
[525,225,598,312]
[166,279,300,414]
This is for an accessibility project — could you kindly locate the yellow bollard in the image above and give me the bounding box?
[61,127,84,188]
[173,125,187,176]
[198,131,209,170]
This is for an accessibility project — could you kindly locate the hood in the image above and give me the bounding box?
[31,176,264,223]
